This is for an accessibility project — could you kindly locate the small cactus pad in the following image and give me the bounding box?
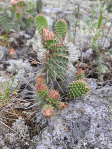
[54,19,67,40]
[34,14,48,34]
[67,80,91,99]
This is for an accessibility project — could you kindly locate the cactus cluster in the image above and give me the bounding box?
[34,14,69,81]
[35,75,66,118]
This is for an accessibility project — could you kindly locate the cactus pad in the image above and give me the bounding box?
[53,19,67,41]
[44,45,69,80]
[34,14,48,34]
[67,80,91,99]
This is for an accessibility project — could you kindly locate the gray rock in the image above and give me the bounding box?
[0,46,9,63]
[82,48,93,60]
[86,78,97,90]
[35,85,112,149]
[6,59,33,73]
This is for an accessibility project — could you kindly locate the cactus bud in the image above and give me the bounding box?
[58,102,66,110]
[76,69,84,80]
[8,5,13,11]
[42,104,54,118]
[36,83,48,99]
[48,90,60,101]
[11,0,17,5]
[15,11,21,21]
[35,75,45,84]
[36,83,47,93]
[11,0,17,9]
[28,15,33,22]
[41,27,58,42]
[67,80,91,99]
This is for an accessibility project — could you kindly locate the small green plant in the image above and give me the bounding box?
[96,54,105,75]
[0,69,19,107]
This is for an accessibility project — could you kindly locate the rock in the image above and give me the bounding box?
[95,37,110,49]
[67,42,81,63]
[24,34,31,39]
[82,48,93,60]
[35,90,112,149]
[19,31,26,37]
[0,46,9,63]
[3,116,30,148]
[100,65,110,74]
[86,78,97,90]
[26,30,47,61]
[6,59,33,74]
[9,37,14,43]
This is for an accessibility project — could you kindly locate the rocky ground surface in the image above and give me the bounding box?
[0,0,112,149]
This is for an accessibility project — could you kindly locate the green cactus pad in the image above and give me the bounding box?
[44,46,69,80]
[53,19,67,40]
[67,81,90,99]
[37,0,43,13]
[34,14,48,35]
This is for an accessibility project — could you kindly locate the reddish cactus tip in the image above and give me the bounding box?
[11,0,17,5]
[48,90,60,101]
[42,107,54,118]
[56,19,67,26]
[76,69,84,75]
[35,75,45,84]
[36,83,47,93]
[41,28,58,42]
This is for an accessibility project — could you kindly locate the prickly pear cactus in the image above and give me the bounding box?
[53,19,67,41]
[67,80,91,99]
[34,14,48,35]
